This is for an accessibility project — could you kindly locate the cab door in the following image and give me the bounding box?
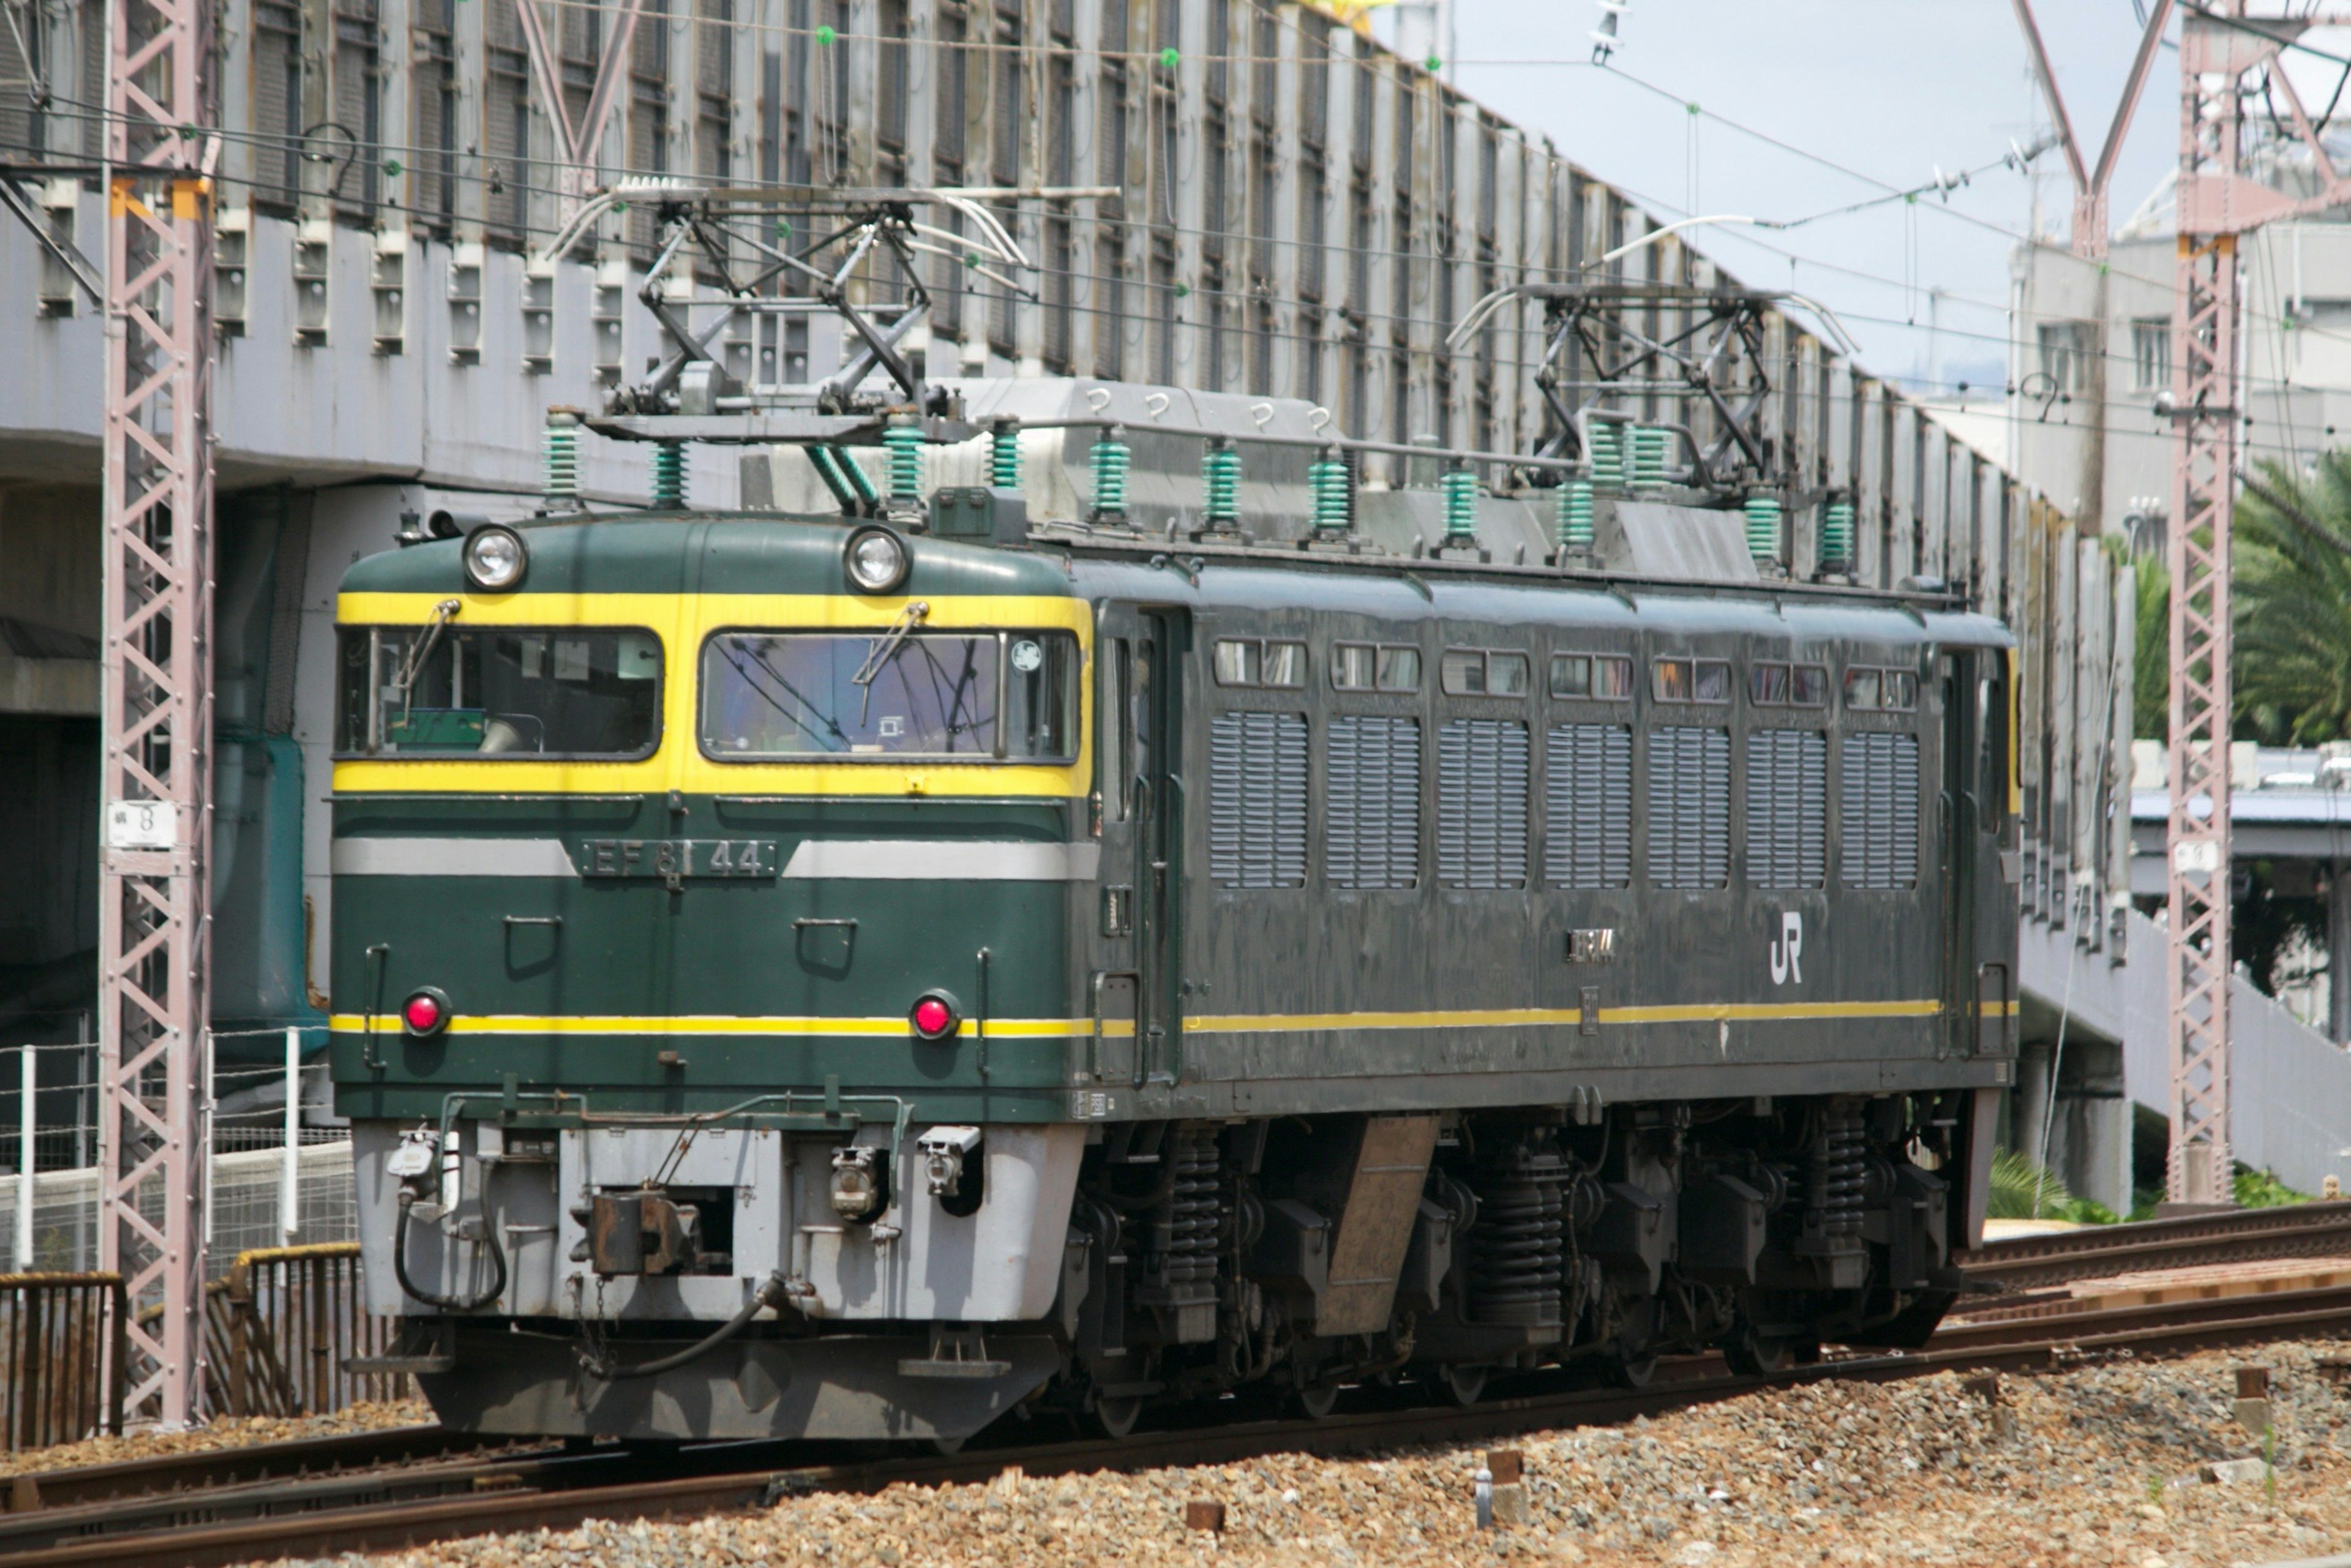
[1092,603,1190,1089]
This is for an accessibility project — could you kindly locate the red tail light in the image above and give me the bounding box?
[402,988,451,1036]
[911,993,959,1041]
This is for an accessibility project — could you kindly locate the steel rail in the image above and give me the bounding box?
[0,1426,521,1514]
[7,1291,2351,1568]
[1957,1202,2351,1290]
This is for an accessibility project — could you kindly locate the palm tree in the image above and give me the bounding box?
[2236,452,2351,745]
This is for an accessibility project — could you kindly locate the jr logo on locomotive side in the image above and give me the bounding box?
[1769,911,1804,985]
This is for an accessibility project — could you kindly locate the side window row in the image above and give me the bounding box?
[1211,638,1912,711]
[1210,713,1920,897]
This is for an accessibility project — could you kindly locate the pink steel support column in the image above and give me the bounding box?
[2165,9,2248,1206]
[99,0,216,1423]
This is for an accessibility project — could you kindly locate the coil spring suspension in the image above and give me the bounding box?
[1468,1147,1567,1328]
[1807,1100,1867,1248]
[1157,1125,1223,1291]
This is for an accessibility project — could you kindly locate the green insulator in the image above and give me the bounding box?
[1821,498,1856,571]
[882,423,925,501]
[1630,425,1671,488]
[1441,468,1480,544]
[1744,493,1783,563]
[989,421,1022,488]
[1201,441,1241,526]
[1090,430,1131,520]
[1586,421,1624,490]
[1310,450,1354,530]
[1557,479,1594,550]
[543,410,580,503]
[651,441,686,509]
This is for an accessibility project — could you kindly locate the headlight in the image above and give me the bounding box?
[844,525,911,594]
[463,524,528,592]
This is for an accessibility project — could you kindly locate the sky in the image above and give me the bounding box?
[1378,0,2203,397]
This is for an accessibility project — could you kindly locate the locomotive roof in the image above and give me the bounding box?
[341,513,2010,651]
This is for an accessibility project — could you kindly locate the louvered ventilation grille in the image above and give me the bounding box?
[1841,732,1921,890]
[1436,719,1529,889]
[1327,715,1422,889]
[1747,730,1828,888]
[1648,727,1730,888]
[1209,711,1308,888]
[1544,724,1632,888]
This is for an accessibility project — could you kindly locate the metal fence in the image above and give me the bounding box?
[204,1245,408,1418]
[0,1274,122,1451]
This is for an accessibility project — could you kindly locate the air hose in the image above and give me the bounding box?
[582,1271,791,1382]
[393,1189,509,1313]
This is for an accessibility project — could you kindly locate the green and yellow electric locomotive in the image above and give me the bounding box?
[334,385,2017,1446]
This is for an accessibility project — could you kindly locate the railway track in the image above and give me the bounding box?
[7,1277,2350,1568]
[1957,1201,2351,1291]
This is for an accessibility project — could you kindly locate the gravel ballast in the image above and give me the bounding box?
[204,1340,2351,1565]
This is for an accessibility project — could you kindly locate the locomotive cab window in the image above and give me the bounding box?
[1331,642,1422,692]
[1441,648,1531,696]
[1749,661,1828,707]
[1213,638,1307,688]
[1845,665,1919,711]
[1652,657,1730,704]
[1550,652,1633,700]
[336,625,662,758]
[699,629,1079,760]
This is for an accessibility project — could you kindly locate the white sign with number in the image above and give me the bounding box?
[105,800,180,850]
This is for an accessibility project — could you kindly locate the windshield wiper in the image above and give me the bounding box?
[851,600,929,724]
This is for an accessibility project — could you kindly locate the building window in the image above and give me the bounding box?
[2037,321,2092,395]
[2131,318,2170,393]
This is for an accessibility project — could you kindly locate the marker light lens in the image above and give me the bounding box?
[911,995,956,1040]
[844,525,911,593]
[463,524,528,591]
[402,989,448,1035]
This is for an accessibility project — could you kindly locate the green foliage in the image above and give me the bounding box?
[2234,1163,2313,1208]
[1986,1148,2120,1224]
[2235,454,2351,745]
[2134,555,2170,744]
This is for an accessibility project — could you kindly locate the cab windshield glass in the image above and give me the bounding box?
[700,630,1080,760]
[336,626,662,758]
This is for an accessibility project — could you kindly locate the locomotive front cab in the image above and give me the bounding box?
[329,517,1103,1441]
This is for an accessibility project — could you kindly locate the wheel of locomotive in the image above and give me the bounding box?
[1295,1384,1340,1420]
[1722,1323,1794,1377]
[1436,1362,1488,1407]
[1608,1344,1659,1390]
[931,1435,967,1455]
[1092,1394,1145,1439]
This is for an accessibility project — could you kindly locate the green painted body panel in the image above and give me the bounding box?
[329,794,1076,1122]
[341,516,1080,600]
